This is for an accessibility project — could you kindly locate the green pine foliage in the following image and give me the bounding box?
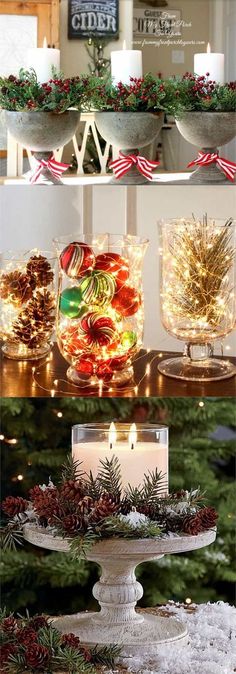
[1,397,235,612]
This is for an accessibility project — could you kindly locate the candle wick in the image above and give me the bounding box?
[110,443,113,450]
[131,443,135,450]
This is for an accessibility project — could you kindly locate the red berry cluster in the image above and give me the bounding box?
[0,71,88,113]
[91,73,169,112]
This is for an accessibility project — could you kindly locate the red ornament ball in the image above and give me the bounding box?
[60,242,95,278]
[95,252,129,286]
[75,354,95,377]
[112,286,141,316]
[80,311,117,347]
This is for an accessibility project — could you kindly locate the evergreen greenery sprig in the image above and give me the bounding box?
[171,73,236,116]
[1,456,218,560]
[0,69,89,113]
[0,610,120,673]
[85,73,176,113]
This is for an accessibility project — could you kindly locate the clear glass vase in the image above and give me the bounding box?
[54,234,148,388]
[158,217,236,381]
[0,250,56,360]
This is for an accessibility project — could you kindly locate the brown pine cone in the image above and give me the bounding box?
[60,479,86,503]
[89,493,119,523]
[165,514,184,533]
[1,495,28,517]
[60,514,82,534]
[1,616,18,633]
[12,289,55,348]
[182,513,202,535]
[119,499,133,515]
[198,506,218,530]
[17,626,37,645]
[61,633,81,649]
[26,255,54,288]
[0,270,35,306]
[29,615,49,631]
[30,486,61,521]
[0,642,17,664]
[25,644,50,669]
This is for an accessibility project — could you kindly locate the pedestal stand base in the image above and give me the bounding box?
[53,611,188,657]
[158,356,236,382]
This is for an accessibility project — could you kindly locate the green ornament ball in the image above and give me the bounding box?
[59,286,86,319]
[121,330,137,350]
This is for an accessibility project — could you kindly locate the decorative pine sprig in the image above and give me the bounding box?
[69,529,100,560]
[96,455,122,498]
[90,643,122,666]
[0,521,24,551]
[60,455,86,484]
[101,515,162,539]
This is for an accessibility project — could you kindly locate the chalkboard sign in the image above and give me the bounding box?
[68,0,119,39]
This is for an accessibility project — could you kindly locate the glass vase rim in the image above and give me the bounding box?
[157,217,236,227]
[53,233,149,247]
[0,249,56,261]
[72,423,168,432]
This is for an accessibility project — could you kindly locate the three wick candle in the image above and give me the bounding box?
[72,423,168,492]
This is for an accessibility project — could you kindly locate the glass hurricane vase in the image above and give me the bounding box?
[0,250,56,360]
[158,217,236,381]
[54,234,148,388]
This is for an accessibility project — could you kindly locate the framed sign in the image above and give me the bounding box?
[68,0,119,39]
[133,9,182,38]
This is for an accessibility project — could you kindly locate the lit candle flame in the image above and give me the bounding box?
[43,36,47,49]
[109,422,116,450]
[123,39,126,50]
[129,423,137,450]
[207,42,211,54]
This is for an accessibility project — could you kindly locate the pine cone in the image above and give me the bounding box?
[0,642,17,664]
[0,270,35,306]
[60,479,86,504]
[12,289,55,348]
[198,506,218,530]
[26,255,54,288]
[30,486,61,521]
[1,616,18,633]
[60,514,83,534]
[29,616,49,631]
[119,499,133,515]
[182,513,202,535]
[17,626,37,645]
[165,514,184,533]
[61,633,81,649]
[1,495,28,517]
[89,493,119,523]
[25,643,50,669]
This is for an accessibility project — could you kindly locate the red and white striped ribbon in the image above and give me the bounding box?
[188,151,236,182]
[30,155,70,184]
[109,152,160,181]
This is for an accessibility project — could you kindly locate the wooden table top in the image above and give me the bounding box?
[1,344,235,398]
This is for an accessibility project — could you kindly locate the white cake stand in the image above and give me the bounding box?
[23,524,216,657]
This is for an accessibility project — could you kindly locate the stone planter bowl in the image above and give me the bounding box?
[23,523,216,658]
[176,111,236,183]
[95,111,164,184]
[5,110,80,184]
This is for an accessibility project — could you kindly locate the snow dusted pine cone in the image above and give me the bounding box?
[1,495,28,517]
[26,255,54,288]
[1,616,18,633]
[29,485,61,521]
[25,644,50,669]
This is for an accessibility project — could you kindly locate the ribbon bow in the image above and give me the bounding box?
[30,155,70,184]
[109,152,160,181]
[188,152,236,182]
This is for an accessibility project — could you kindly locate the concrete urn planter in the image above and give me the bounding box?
[5,110,80,184]
[175,111,236,183]
[95,111,164,184]
[23,524,216,658]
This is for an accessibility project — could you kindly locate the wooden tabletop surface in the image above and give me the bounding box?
[1,345,235,398]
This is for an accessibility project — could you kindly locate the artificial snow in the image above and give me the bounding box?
[104,602,236,674]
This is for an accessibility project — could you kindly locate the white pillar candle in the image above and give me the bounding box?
[27,37,60,84]
[194,43,224,84]
[72,423,168,493]
[111,41,143,86]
